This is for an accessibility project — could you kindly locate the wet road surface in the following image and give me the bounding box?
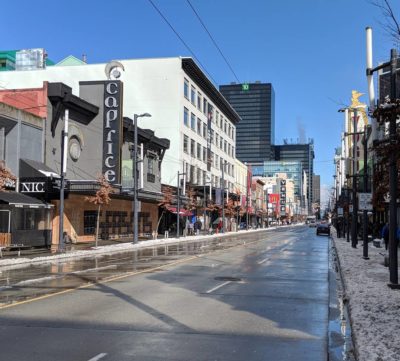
[0,226,329,361]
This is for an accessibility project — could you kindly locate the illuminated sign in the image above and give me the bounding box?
[242,83,249,91]
[103,81,123,184]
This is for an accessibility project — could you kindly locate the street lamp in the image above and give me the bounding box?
[203,176,212,234]
[132,113,151,243]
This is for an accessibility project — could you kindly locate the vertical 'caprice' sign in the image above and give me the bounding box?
[103,81,123,184]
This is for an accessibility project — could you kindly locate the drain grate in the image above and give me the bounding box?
[214,276,242,282]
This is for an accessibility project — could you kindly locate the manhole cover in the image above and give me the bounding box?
[214,276,242,282]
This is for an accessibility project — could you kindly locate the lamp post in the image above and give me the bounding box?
[58,109,69,252]
[221,160,228,233]
[203,177,212,234]
[176,171,186,239]
[132,113,151,243]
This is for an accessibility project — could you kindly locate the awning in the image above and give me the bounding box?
[0,192,53,208]
[166,206,193,217]
[20,159,60,179]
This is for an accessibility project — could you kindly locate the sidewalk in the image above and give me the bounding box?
[332,230,400,361]
[0,225,293,269]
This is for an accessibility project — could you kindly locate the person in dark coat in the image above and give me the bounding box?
[381,223,389,250]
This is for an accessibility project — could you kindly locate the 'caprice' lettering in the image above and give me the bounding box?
[103,81,121,184]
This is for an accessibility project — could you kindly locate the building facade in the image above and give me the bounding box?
[0,80,170,245]
[220,82,275,164]
[273,141,314,213]
[0,57,240,195]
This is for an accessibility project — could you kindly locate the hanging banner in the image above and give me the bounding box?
[280,179,286,216]
[215,188,222,205]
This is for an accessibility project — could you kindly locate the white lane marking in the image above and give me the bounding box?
[206,281,231,294]
[257,257,269,265]
[88,353,107,361]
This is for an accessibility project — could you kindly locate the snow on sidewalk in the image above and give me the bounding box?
[332,232,400,361]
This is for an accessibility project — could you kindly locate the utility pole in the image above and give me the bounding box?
[388,48,398,286]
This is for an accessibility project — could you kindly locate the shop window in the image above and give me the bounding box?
[84,210,98,235]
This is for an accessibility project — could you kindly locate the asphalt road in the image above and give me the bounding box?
[0,226,329,361]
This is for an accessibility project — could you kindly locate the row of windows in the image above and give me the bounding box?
[183,162,234,191]
[182,135,235,177]
[183,107,235,158]
[184,78,235,141]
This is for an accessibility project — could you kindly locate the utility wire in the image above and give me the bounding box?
[146,0,217,85]
[186,0,240,83]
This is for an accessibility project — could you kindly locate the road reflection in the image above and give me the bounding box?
[0,231,272,307]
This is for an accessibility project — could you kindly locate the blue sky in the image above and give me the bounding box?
[2,0,399,204]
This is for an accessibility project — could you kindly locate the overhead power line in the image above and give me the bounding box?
[186,0,240,83]
[147,0,217,85]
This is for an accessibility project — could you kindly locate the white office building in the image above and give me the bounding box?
[0,56,240,191]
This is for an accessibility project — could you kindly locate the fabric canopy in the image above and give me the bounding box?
[0,191,52,208]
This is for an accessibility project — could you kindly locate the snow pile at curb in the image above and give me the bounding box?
[0,225,300,269]
[332,232,400,361]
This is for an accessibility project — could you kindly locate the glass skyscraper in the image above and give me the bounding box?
[220,82,275,164]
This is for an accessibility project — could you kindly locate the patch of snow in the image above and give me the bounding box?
[332,231,400,361]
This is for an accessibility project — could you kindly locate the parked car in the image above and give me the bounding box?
[316,222,330,236]
[309,220,317,228]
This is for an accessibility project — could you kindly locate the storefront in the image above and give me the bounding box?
[0,192,52,247]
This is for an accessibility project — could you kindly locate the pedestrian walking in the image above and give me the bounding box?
[381,223,389,250]
[188,221,194,236]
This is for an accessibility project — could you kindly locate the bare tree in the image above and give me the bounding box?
[85,175,113,247]
[370,0,400,46]
[0,162,16,191]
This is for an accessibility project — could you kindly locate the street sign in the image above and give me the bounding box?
[337,207,344,217]
[359,193,373,211]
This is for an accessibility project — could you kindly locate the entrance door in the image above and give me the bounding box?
[0,210,11,246]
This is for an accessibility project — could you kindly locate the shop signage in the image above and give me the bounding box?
[280,179,286,216]
[358,193,373,211]
[103,80,123,184]
[19,177,64,200]
[20,181,45,193]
